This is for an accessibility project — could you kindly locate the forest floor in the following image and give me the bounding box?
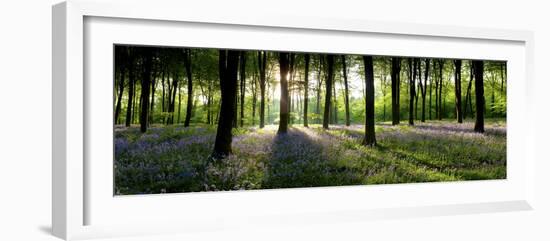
[114,119,506,195]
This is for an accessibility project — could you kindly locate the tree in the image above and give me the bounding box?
[125,48,136,127]
[363,56,376,146]
[149,60,158,125]
[239,51,247,127]
[114,47,126,124]
[316,55,324,123]
[168,70,179,124]
[408,58,415,125]
[212,50,240,159]
[182,49,193,127]
[258,51,267,128]
[418,58,429,122]
[464,62,474,118]
[379,59,388,121]
[278,52,290,134]
[139,48,153,133]
[323,55,335,129]
[391,57,401,125]
[437,60,444,120]
[454,59,463,123]
[303,54,310,127]
[473,60,485,133]
[341,55,351,126]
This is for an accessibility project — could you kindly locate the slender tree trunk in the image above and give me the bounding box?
[408,58,415,125]
[473,60,485,133]
[438,60,444,120]
[125,53,135,127]
[414,59,420,120]
[391,57,401,125]
[341,55,350,126]
[177,85,182,123]
[278,52,290,134]
[428,69,432,120]
[454,59,463,123]
[258,51,267,128]
[207,83,212,124]
[161,72,166,123]
[139,48,153,133]
[419,59,429,122]
[239,52,246,127]
[212,50,240,159]
[363,56,376,146]
[316,55,323,123]
[251,66,258,126]
[304,54,310,127]
[322,55,334,129]
[114,59,125,125]
[182,49,193,127]
[169,72,179,125]
[434,59,441,119]
[149,72,157,125]
[465,62,474,118]
[332,80,337,124]
[500,63,505,93]
[132,87,137,124]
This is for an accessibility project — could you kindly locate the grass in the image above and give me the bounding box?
[114,119,506,195]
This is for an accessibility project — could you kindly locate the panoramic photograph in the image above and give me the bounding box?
[113,45,507,195]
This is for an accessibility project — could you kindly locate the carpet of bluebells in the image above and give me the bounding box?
[114,119,506,195]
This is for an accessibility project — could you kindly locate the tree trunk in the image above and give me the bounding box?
[207,83,212,124]
[278,52,290,134]
[421,59,429,122]
[341,55,350,126]
[114,56,125,125]
[139,48,153,133]
[391,57,401,125]
[454,59,463,123]
[149,70,157,125]
[473,60,485,133]
[438,60,444,120]
[212,50,240,159]
[465,62,474,118]
[500,63,505,93]
[258,51,267,128]
[322,55,334,129]
[183,49,193,127]
[177,85,182,123]
[434,60,439,120]
[169,72,179,125]
[414,59,420,120]
[316,55,323,123]
[239,51,246,127]
[251,64,258,126]
[408,58,415,125]
[332,79,337,124]
[304,54,310,127]
[363,56,376,146]
[161,71,166,123]
[125,51,135,127]
[428,67,432,120]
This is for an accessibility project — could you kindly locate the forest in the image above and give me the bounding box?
[113,45,507,195]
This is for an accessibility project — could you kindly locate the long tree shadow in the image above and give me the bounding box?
[262,127,365,189]
[319,125,506,181]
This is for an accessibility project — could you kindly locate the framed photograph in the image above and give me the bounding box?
[53,0,535,240]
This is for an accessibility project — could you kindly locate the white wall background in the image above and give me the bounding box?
[0,0,548,240]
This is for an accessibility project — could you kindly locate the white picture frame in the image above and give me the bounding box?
[52,0,535,240]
